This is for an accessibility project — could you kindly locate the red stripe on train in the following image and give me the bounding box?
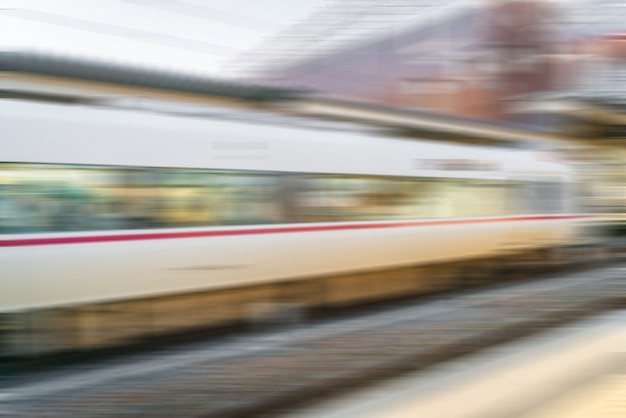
[0,215,583,247]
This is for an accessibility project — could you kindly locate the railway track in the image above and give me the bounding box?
[1,263,625,418]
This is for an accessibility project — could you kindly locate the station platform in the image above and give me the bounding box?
[280,310,626,418]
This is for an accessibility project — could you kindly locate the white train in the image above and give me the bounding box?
[1,99,584,355]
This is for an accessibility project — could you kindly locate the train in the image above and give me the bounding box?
[1,98,587,356]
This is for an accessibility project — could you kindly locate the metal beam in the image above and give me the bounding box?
[274,98,570,146]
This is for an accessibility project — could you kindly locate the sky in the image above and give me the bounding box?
[0,0,617,79]
[0,0,329,76]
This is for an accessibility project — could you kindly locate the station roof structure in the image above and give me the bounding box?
[1,50,571,147]
[514,92,626,145]
[522,93,625,123]
[272,97,569,146]
[0,51,306,106]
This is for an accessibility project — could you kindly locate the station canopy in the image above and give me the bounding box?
[1,50,570,147]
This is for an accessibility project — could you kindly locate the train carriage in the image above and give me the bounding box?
[0,99,583,355]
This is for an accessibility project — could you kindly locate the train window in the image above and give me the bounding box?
[0,164,286,233]
[372,179,413,219]
[508,182,529,215]
[553,182,568,214]
[534,182,566,214]
[427,180,461,218]
[0,163,518,233]
[295,176,407,222]
[294,176,493,221]
[455,180,509,217]
[510,181,566,215]
[209,173,283,225]
[296,176,367,222]
[394,179,443,219]
[118,169,283,228]
[0,164,129,233]
[408,178,485,220]
[395,179,509,219]
[121,169,215,228]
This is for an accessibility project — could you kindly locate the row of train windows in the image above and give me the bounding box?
[0,164,567,233]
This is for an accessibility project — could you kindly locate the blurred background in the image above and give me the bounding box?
[1,1,625,417]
